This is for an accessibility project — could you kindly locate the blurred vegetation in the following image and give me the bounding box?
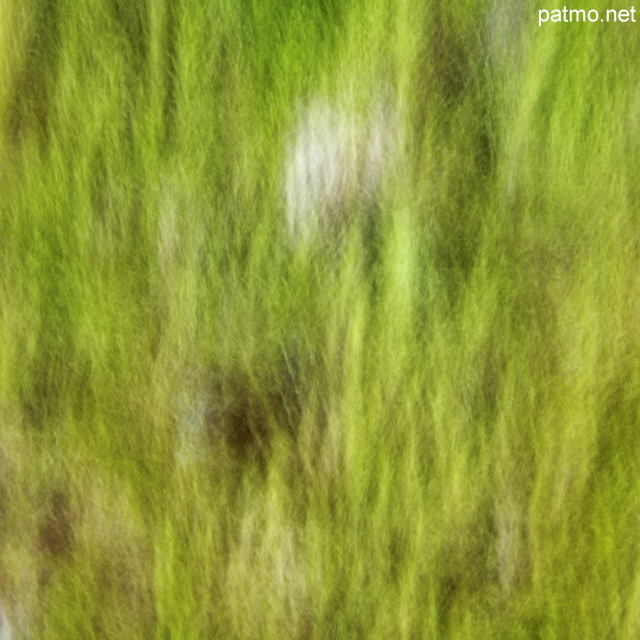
[1,0,639,637]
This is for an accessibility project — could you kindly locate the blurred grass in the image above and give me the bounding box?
[1,0,640,637]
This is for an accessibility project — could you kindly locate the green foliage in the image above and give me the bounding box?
[1,0,639,637]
